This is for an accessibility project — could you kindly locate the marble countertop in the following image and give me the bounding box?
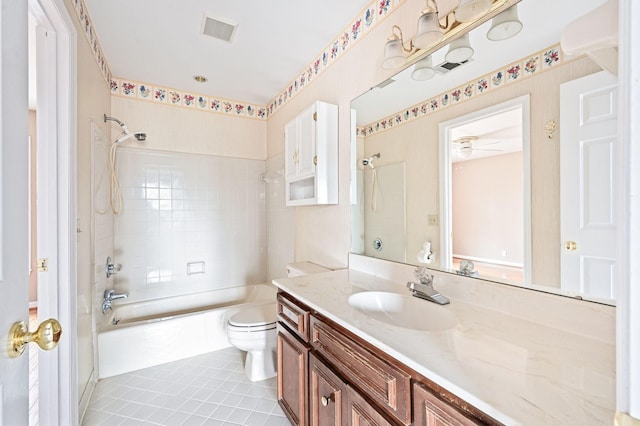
[272,269,615,426]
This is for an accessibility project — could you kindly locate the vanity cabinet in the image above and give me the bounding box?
[277,324,309,426]
[309,315,412,424]
[276,292,498,426]
[309,353,346,425]
[413,382,482,426]
[284,100,338,206]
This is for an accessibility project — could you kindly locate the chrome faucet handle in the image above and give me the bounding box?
[103,289,114,299]
[106,256,122,278]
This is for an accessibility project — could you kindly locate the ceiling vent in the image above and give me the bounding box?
[201,15,238,43]
[435,58,472,75]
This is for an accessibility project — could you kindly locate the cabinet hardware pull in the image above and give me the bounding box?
[313,155,318,166]
[321,393,334,407]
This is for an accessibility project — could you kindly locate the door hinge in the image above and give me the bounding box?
[313,112,317,121]
[37,258,49,272]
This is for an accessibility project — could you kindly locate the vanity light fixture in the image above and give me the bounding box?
[445,32,474,63]
[382,1,450,69]
[454,0,493,22]
[380,0,519,70]
[413,10,444,49]
[486,4,523,41]
[382,26,410,69]
[411,55,436,80]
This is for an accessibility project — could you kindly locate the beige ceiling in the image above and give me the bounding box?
[84,0,372,105]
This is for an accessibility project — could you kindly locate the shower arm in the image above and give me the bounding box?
[104,114,126,128]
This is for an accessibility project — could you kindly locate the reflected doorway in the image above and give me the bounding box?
[439,95,531,283]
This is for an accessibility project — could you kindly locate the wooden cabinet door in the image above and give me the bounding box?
[346,386,393,426]
[413,382,482,426]
[309,354,347,426]
[278,325,309,426]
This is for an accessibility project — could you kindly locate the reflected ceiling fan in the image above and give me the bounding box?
[452,136,503,158]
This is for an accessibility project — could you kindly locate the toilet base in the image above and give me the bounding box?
[244,349,277,382]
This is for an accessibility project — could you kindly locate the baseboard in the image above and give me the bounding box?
[78,372,96,424]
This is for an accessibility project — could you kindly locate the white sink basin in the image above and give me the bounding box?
[348,291,457,332]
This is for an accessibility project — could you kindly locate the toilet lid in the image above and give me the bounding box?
[228,303,277,327]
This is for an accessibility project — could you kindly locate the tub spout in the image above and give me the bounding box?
[102,289,128,314]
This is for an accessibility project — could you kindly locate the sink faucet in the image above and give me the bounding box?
[407,267,450,305]
[102,289,128,314]
[456,259,479,277]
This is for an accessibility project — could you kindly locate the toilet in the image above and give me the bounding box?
[226,261,331,381]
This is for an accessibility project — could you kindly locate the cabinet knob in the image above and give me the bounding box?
[313,155,318,166]
[564,241,577,251]
[321,394,334,407]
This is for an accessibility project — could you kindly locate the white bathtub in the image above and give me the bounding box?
[97,284,276,378]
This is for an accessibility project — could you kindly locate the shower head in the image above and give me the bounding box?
[361,152,381,168]
[105,114,147,144]
[114,131,147,144]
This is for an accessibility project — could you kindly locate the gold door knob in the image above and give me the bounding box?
[8,318,62,358]
[564,241,577,251]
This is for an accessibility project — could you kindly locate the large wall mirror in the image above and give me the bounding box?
[350,0,616,305]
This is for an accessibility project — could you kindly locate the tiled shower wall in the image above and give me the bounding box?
[113,147,266,303]
[265,153,294,284]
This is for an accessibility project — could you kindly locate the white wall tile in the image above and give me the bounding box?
[113,147,266,302]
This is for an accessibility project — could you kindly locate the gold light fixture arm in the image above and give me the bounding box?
[391,25,415,53]
[8,318,62,358]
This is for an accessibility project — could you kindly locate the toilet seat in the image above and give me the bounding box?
[227,303,276,332]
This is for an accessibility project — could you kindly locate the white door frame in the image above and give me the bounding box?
[617,0,640,419]
[439,95,531,282]
[29,0,78,423]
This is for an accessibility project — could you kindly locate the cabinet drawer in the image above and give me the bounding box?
[413,382,483,426]
[346,386,394,426]
[277,293,310,342]
[310,316,411,425]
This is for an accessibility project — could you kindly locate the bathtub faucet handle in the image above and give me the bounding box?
[106,256,122,278]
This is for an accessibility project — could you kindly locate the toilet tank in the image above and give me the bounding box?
[286,261,332,277]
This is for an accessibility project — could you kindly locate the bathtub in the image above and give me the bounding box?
[97,284,276,378]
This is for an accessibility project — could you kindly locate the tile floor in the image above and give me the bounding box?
[82,348,290,426]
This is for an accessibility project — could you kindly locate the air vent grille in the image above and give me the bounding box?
[201,15,238,43]
[435,58,472,74]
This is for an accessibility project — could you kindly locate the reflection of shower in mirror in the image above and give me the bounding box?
[361,152,380,168]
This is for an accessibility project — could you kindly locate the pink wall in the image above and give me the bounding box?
[452,152,523,265]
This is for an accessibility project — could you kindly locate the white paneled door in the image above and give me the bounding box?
[560,71,618,300]
[0,0,31,424]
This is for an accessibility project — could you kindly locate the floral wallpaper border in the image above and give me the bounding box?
[356,44,565,137]
[265,0,408,118]
[110,78,267,120]
[71,0,113,85]
[74,0,408,119]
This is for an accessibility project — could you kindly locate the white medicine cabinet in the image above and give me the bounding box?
[285,100,338,206]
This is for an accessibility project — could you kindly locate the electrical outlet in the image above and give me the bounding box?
[428,215,439,226]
